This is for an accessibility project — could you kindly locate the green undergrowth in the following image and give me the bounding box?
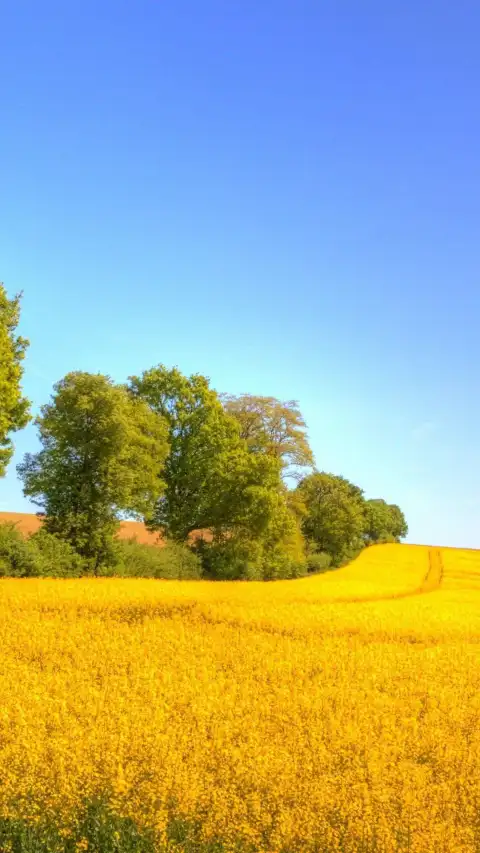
[0,803,236,853]
[0,799,428,852]
[0,523,202,580]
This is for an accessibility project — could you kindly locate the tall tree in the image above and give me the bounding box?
[18,372,169,571]
[222,395,314,477]
[297,471,366,565]
[0,285,30,476]
[364,499,408,543]
[128,366,284,545]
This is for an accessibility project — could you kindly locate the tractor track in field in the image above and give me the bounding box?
[421,548,444,593]
[70,550,445,637]
[322,547,444,605]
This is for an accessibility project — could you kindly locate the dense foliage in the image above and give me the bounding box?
[0,522,201,580]
[128,367,309,579]
[222,394,314,476]
[18,373,169,572]
[12,364,407,578]
[363,498,409,543]
[0,284,407,578]
[0,284,30,477]
[114,538,202,579]
[0,523,85,577]
[129,367,280,541]
[297,472,367,566]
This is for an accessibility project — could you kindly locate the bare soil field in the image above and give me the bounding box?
[0,512,163,545]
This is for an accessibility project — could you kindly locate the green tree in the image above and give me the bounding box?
[128,367,278,540]
[258,491,307,579]
[18,372,169,571]
[129,366,304,578]
[222,394,314,477]
[388,504,408,540]
[297,472,366,565]
[364,499,408,543]
[0,285,30,476]
[196,485,307,580]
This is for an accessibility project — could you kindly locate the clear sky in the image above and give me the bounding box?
[1,1,479,547]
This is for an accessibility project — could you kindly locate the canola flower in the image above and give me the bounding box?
[0,544,479,852]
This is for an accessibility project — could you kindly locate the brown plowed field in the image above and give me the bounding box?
[0,513,164,546]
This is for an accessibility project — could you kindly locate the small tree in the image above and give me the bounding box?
[18,372,169,571]
[363,499,408,544]
[388,504,408,540]
[222,395,314,478]
[0,285,30,476]
[297,472,366,565]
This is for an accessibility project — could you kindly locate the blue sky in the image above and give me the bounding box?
[1,1,479,546]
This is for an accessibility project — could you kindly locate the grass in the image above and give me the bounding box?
[0,803,156,853]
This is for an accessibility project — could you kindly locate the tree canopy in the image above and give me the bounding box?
[297,472,367,566]
[0,285,30,476]
[18,372,169,571]
[128,368,282,536]
[5,300,408,581]
[222,394,314,477]
[363,499,408,544]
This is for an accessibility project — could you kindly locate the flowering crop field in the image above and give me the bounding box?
[1,544,480,852]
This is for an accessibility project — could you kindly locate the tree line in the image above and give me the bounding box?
[0,284,407,579]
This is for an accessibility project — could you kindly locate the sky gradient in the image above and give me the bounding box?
[1,1,479,546]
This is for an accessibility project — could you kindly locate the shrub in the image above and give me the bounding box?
[114,538,202,579]
[194,535,263,580]
[0,525,202,580]
[306,552,332,574]
[264,554,307,579]
[335,539,366,567]
[29,528,87,577]
[0,523,44,577]
[366,533,397,546]
[195,531,308,581]
[263,518,308,580]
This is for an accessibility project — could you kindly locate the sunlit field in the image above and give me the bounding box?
[1,544,480,852]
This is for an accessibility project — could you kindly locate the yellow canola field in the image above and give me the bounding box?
[0,544,480,852]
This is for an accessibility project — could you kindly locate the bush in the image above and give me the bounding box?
[365,533,397,546]
[0,523,88,578]
[335,539,366,567]
[0,525,202,580]
[194,535,263,580]
[195,532,308,581]
[262,515,307,580]
[192,489,311,582]
[29,528,87,577]
[0,523,44,577]
[114,538,202,579]
[261,544,308,580]
[306,552,332,574]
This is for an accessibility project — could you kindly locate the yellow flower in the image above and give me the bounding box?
[0,544,478,851]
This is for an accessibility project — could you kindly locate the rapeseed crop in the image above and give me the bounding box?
[0,544,479,852]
